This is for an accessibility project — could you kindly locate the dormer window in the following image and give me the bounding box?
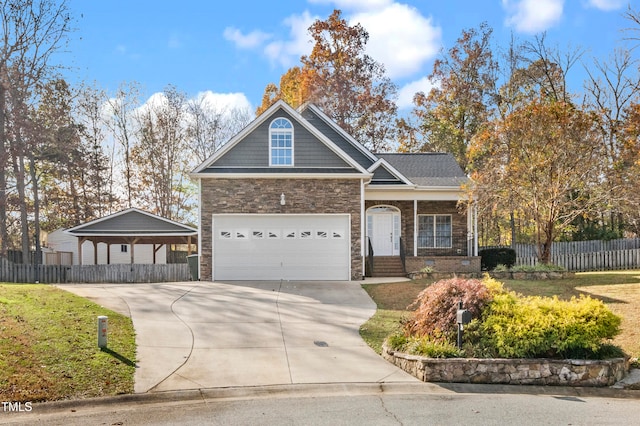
[269,118,293,166]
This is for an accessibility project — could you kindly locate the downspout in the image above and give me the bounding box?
[361,178,365,279]
[413,199,418,257]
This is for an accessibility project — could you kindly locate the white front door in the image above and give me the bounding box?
[367,206,400,256]
[372,214,394,255]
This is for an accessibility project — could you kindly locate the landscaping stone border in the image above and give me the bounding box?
[406,271,481,280]
[489,271,574,280]
[383,344,628,387]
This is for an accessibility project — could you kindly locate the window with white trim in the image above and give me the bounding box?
[269,118,293,166]
[418,215,452,248]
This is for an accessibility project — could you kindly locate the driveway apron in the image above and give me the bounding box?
[57,281,417,392]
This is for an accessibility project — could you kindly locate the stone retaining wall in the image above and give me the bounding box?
[383,345,628,387]
[489,271,574,280]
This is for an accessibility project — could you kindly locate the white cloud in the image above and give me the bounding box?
[168,33,184,49]
[192,91,253,112]
[264,11,317,67]
[351,3,441,79]
[503,0,564,34]
[223,27,272,49]
[397,76,438,109]
[587,0,626,11]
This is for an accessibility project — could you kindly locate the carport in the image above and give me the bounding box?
[66,208,198,265]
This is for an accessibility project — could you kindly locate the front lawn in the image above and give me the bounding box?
[360,271,640,362]
[0,284,136,402]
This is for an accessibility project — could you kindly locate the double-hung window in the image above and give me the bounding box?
[269,118,293,166]
[418,215,452,248]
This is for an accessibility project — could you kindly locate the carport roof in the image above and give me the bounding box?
[65,208,198,245]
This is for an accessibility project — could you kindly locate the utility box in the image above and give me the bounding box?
[98,316,108,349]
[457,309,472,325]
[187,254,199,281]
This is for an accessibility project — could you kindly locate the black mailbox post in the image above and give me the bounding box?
[456,301,472,349]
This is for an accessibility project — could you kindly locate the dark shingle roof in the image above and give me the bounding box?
[376,153,468,187]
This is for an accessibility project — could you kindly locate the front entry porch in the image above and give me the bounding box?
[364,200,480,278]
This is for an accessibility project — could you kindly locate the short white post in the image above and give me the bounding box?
[98,316,108,349]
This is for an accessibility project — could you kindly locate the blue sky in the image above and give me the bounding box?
[63,0,635,112]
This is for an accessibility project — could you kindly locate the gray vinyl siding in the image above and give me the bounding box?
[211,108,353,169]
[371,166,404,184]
[301,109,375,169]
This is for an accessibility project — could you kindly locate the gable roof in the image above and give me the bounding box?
[191,100,371,178]
[367,158,414,186]
[299,103,377,169]
[66,208,197,237]
[376,153,468,187]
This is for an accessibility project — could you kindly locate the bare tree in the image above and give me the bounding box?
[186,93,252,163]
[133,85,194,221]
[75,81,115,218]
[0,0,72,258]
[105,81,140,208]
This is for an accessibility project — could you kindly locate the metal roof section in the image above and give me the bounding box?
[376,153,469,188]
[65,208,198,237]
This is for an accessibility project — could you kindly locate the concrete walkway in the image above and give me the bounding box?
[57,280,417,393]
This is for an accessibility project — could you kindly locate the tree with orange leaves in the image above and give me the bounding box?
[469,99,615,263]
[256,10,397,151]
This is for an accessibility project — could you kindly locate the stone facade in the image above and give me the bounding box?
[200,178,363,281]
[383,345,628,387]
[405,256,481,274]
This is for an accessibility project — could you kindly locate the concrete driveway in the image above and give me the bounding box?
[57,281,417,393]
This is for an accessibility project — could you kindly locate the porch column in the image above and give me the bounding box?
[413,199,418,257]
[467,202,479,257]
[474,202,479,256]
[77,237,84,265]
[130,238,140,264]
[93,241,98,265]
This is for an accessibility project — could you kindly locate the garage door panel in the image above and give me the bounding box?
[213,215,350,281]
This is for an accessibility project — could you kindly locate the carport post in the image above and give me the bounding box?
[98,316,108,349]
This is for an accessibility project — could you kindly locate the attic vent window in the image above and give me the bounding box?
[269,118,293,166]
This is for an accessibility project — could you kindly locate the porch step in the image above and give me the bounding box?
[371,256,405,277]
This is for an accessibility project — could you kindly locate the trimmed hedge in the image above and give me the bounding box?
[479,247,516,270]
[469,293,622,359]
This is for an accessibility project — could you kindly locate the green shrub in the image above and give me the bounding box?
[493,264,510,272]
[479,247,516,270]
[474,293,621,358]
[404,277,492,339]
[385,333,462,358]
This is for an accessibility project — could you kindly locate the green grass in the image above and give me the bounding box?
[360,278,435,354]
[0,284,136,402]
[360,271,640,361]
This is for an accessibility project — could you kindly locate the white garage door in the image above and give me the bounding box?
[212,214,350,280]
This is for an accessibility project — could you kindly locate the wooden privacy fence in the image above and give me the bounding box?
[482,238,640,258]
[517,249,640,272]
[0,263,191,284]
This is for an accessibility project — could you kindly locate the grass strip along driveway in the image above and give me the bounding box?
[360,270,640,363]
[0,284,135,402]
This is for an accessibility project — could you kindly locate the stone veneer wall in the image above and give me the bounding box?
[405,256,481,273]
[200,178,363,281]
[383,345,628,387]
